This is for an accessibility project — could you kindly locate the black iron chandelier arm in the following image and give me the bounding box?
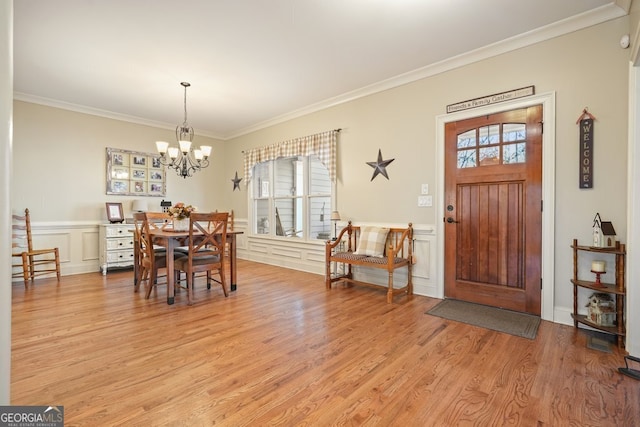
[159,152,209,178]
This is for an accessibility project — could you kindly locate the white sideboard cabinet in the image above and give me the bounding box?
[99,223,135,274]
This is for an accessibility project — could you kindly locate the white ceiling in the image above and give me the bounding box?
[13,0,628,140]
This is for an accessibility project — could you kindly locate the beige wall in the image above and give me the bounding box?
[229,18,630,225]
[11,17,632,320]
[225,17,631,313]
[12,102,229,221]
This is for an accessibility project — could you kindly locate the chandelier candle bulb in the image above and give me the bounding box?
[591,260,606,272]
[179,140,191,153]
[167,147,179,159]
[156,141,169,154]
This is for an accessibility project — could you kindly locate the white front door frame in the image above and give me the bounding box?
[435,92,556,321]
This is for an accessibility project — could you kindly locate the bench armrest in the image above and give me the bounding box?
[326,222,352,251]
[386,223,413,259]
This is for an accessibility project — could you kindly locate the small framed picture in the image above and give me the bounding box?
[131,155,147,167]
[149,182,165,195]
[132,169,146,179]
[105,202,124,223]
[111,167,129,180]
[112,152,128,166]
[111,180,129,193]
[149,170,163,181]
[150,156,162,169]
[132,181,146,193]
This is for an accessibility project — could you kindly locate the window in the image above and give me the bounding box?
[252,155,332,240]
[244,129,338,240]
[456,123,527,168]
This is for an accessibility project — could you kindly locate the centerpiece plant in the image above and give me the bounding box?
[168,202,197,220]
[168,202,196,230]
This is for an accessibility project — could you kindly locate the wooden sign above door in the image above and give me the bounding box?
[446,86,535,113]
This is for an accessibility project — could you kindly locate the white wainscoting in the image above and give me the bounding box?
[12,221,100,281]
[17,219,439,301]
[238,219,439,298]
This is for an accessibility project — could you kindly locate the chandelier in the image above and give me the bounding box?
[155,82,212,178]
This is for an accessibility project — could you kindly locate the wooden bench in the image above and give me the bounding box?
[325,221,413,303]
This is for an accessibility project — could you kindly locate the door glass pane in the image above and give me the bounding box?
[479,146,499,165]
[479,125,499,145]
[457,149,477,168]
[503,142,526,164]
[457,130,476,148]
[503,123,526,142]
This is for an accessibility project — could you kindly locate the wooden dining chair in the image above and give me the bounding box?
[143,212,172,252]
[174,211,229,305]
[133,212,180,299]
[12,208,60,287]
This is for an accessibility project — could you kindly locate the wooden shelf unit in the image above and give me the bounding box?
[571,238,626,348]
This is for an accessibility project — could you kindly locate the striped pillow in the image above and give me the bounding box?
[354,226,389,257]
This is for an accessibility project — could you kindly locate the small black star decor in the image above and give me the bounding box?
[366,149,395,181]
[231,171,243,191]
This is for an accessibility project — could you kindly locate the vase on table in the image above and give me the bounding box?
[172,218,189,231]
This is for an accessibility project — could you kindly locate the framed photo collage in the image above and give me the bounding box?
[106,147,166,196]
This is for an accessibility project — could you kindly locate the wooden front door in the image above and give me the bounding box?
[444,106,543,315]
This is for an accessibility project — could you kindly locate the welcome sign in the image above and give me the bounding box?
[579,118,594,188]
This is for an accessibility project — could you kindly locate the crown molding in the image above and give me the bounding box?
[227,4,627,139]
[14,3,627,141]
[12,92,225,140]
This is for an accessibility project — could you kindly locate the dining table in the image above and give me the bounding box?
[145,227,243,305]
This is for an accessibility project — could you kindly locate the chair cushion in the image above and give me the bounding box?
[354,226,389,257]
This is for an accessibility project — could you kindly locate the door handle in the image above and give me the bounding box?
[446,217,459,224]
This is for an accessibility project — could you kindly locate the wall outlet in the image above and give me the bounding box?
[421,184,429,194]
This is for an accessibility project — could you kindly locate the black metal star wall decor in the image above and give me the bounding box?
[366,149,395,181]
[231,171,243,191]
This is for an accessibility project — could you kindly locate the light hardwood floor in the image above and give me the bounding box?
[11,260,639,426]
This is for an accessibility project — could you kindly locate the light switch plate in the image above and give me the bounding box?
[421,184,429,195]
[418,195,432,207]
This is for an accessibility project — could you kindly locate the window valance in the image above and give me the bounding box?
[243,129,338,183]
